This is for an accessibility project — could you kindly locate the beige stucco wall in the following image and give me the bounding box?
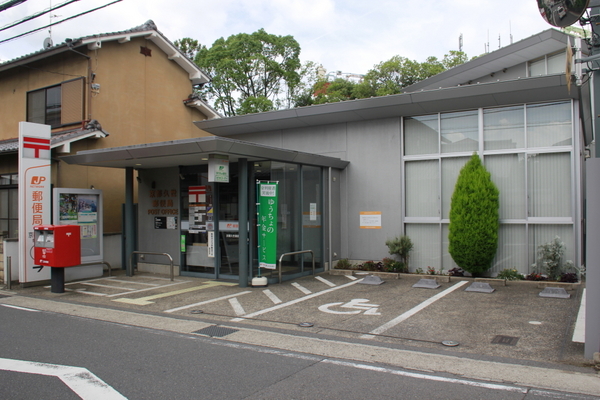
[0,36,213,232]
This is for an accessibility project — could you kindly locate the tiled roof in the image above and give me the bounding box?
[0,124,109,154]
[0,20,210,85]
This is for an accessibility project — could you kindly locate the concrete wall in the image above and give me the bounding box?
[136,167,181,267]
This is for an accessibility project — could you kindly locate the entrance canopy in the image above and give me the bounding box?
[60,136,349,170]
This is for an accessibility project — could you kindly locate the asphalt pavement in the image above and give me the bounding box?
[1,269,598,396]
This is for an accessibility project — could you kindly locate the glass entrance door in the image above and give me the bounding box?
[217,163,240,278]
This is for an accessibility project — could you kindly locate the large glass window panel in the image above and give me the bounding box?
[441,224,458,271]
[46,86,61,127]
[490,225,527,275]
[528,153,571,218]
[441,110,478,153]
[406,224,441,271]
[527,102,571,148]
[404,115,438,155]
[529,58,545,76]
[547,52,566,75]
[302,166,323,270]
[441,157,469,219]
[483,106,525,150]
[486,154,526,219]
[528,224,574,270]
[27,90,45,124]
[405,160,439,217]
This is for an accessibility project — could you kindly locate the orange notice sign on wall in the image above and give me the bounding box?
[360,211,382,229]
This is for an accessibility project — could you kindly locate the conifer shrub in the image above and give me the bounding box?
[448,153,499,276]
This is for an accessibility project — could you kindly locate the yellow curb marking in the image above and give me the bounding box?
[113,281,236,306]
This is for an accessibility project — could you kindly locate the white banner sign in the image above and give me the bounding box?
[18,122,52,283]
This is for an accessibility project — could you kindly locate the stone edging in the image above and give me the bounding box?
[329,269,581,290]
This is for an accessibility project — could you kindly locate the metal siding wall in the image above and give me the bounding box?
[344,118,402,261]
[137,168,181,266]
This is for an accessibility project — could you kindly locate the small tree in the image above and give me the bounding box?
[448,153,499,275]
[385,235,413,269]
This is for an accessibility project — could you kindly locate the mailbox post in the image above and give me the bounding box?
[34,225,81,293]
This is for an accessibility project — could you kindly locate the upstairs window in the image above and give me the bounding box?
[27,78,84,128]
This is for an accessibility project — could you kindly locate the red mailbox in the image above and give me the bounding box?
[34,225,81,268]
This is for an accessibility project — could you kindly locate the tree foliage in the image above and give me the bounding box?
[448,153,499,275]
[173,38,204,60]
[190,29,302,116]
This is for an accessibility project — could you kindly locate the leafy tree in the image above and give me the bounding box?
[312,78,358,104]
[442,50,469,69]
[174,38,204,60]
[193,29,302,116]
[448,153,499,276]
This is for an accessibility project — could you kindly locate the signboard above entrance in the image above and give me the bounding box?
[208,154,229,183]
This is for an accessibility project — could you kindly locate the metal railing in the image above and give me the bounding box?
[278,250,314,284]
[129,251,174,281]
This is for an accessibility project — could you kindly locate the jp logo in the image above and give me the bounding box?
[318,298,381,315]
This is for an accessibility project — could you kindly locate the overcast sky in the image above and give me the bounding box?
[1,0,560,74]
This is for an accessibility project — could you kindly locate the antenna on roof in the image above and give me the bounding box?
[459,33,463,52]
[510,21,513,44]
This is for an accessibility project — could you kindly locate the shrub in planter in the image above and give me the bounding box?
[335,258,353,270]
[531,236,574,281]
[385,235,413,269]
[448,153,499,276]
[496,268,524,281]
[382,257,407,273]
[359,260,382,271]
[559,272,578,283]
[525,273,548,281]
[448,267,464,276]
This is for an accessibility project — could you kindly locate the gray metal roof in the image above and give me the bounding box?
[195,74,574,136]
[403,29,576,92]
[59,136,349,170]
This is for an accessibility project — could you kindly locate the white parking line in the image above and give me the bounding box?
[164,291,252,313]
[361,280,469,338]
[346,275,357,280]
[229,298,246,316]
[263,289,282,304]
[315,276,336,287]
[231,279,363,321]
[292,282,312,295]
[77,282,138,291]
[107,280,188,297]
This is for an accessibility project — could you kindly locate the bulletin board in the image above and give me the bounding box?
[53,188,103,263]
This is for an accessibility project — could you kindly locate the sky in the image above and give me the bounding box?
[0,0,559,75]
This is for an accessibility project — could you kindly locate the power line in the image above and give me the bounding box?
[0,0,122,45]
[0,0,28,13]
[0,0,80,33]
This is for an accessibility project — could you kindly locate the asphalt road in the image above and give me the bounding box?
[0,303,598,400]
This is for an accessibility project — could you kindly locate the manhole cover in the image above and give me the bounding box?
[193,326,239,338]
[298,322,314,327]
[442,340,459,347]
[491,335,520,346]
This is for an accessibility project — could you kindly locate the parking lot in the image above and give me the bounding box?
[6,270,587,366]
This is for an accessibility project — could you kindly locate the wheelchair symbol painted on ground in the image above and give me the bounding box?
[318,298,380,315]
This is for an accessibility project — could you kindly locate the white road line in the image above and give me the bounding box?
[107,280,188,298]
[1,304,40,312]
[79,282,138,291]
[345,275,357,280]
[263,289,282,304]
[572,288,586,343]
[315,276,336,287]
[0,357,127,399]
[230,279,363,321]
[229,298,246,316]
[362,280,469,338]
[164,291,252,313]
[108,279,160,286]
[292,282,312,295]
[322,359,527,394]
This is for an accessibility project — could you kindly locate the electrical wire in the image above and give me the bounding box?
[0,0,122,45]
[0,0,27,13]
[0,0,80,33]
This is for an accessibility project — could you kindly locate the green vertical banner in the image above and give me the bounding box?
[258,182,278,269]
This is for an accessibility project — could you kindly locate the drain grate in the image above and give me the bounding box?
[491,335,520,346]
[193,325,239,338]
